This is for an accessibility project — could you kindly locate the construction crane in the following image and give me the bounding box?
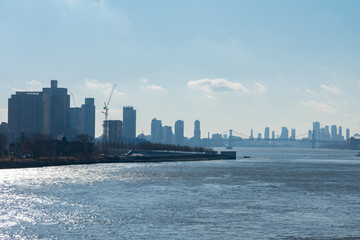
[102,84,117,121]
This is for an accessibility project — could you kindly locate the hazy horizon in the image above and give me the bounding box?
[1,0,359,138]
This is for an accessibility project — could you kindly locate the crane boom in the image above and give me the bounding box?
[102,84,117,121]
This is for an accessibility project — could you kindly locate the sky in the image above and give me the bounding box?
[0,0,360,138]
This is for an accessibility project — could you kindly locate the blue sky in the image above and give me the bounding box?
[1,0,360,138]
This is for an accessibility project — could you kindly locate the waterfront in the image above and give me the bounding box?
[1,148,360,239]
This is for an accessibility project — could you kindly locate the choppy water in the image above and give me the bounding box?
[1,148,360,239]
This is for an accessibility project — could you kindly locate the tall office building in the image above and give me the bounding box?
[279,126,289,140]
[8,91,44,141]
[313,121,320,141]
[123,106,136,140]
[103,120,123,143]
[43,80,70,138]
[264,127,270,140]
[151,118,162,143]
[174,120,184,145]
[194,120,201,140]
[272,131,275,139]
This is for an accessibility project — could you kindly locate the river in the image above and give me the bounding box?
[1,148,359,239]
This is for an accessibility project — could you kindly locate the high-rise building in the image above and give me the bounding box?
[331,125,337,141]
[264,127,270,140]
[103,120,123,143]
[290,128,296,140]
[69,107,81,137]
[279,127,289,140]
[162,126,173,144]
[257,133,262,140]
[313,121,320,141]
[250,129,254,140]
[320,127,330,141]
[174,120,184,145]
[272,131,275,139]
[43,80,70,139]
[346,128,350,140]
[81,98,95,138]
[69,98,96,138]
[194,120,201,140]
[123,106,136,140]
[8,91,44,141]
[151,118,162,143]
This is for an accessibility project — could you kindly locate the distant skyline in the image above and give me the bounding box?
[1,0,360,138]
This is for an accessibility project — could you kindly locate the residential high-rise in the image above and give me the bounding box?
[81,98,95,138]
[279,127,289,140]
[313,121,320,141]
[70,98,96,138]
[290,128,296,140]
[264,127,270,140]
[162,126,173,144]
[346,128,350,140]
[123,106,136,140]
[43,80,70,139]
[8,91,44,141]
[194,120,201,140]
[331,125,337,141]
[103,120,123,143]
[151,118,162,143]
[174,120,184,145]
[69,107,81,137]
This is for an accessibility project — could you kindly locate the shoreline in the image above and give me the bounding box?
[0,151,236,170]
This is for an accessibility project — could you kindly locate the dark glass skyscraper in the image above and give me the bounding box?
[123,106,136,140]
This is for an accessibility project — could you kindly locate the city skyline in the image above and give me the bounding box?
[1,1,360,138]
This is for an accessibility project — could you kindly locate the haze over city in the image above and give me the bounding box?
[1,0,360,138]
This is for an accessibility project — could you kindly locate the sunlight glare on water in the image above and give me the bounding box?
[0,148,360,239]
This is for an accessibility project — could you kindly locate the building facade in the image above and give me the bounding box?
[174,120,184,145]
[8,91,44,141]
[123,106,136,140]
[42,80,70,139]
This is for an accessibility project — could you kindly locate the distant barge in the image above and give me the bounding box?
[0,151,236,169]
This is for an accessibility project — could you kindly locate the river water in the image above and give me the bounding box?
[0,148,360,239]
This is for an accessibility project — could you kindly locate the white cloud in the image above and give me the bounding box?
[26,80,42,87]
[143,85,166,92]
[305,89,316,95]
[141,78,166,92]
[85,78,112,89]
[187,78,249,94]
[301,100,337,114]
[320,84,342,94]
[254,82,266,93]
[84,78,126,96]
